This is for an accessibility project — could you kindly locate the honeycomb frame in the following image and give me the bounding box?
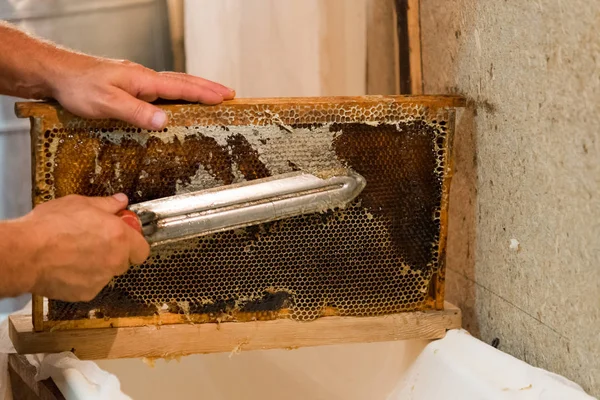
[16,95,465,332]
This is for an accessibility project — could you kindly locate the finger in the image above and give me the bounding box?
[87,193,129,214]
[158,72,236,100]
[138,72,224,105]
[138,93,159,103]
[126,226,150,265]
[100,88,168,130]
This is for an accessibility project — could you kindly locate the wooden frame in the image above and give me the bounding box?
[17,95,465,333]
[9,303,460,360]
[8,3,464,365]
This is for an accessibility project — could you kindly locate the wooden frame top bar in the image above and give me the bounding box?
[15,95,466,119]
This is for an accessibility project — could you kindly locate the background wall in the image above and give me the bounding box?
[97,4,429,399]
[184,0,368,97]
[420,0,599,396]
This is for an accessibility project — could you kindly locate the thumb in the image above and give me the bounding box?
[103,89,168,131]
[87,193,129,214]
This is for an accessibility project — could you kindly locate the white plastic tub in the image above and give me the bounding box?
[94,330,595,400]
[2,303,593,400]
[95,338,427,400]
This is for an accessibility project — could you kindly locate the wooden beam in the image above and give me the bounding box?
[15,95,467,119]
[8,354,65,400]
[407,0,423,94]
[395,0,423,94]
[32,295,43,332]
[10,303,461,360]
[167,0,186,73]
[366,0,399,95]
[184,0,367,97]
[319,0,368,96]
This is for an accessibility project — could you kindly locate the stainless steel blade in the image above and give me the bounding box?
[128,170,366,246]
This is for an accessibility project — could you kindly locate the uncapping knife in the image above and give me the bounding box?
[118,170,366,247]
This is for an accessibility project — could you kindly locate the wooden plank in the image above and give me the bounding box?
[8,354,65,400]
[10,303,461,360]
[14,95,467,119]
[394,0,423,94]
[434,110,455,309]
[366,0,399,95]
[319,0,368,96]
[185,0,321,97]
[184,0,367,98]
[8,368,40,400]
[407,0,423,94]
[166,0,185,73]
[32,295,43,332]
[42,309,293,331]
[395,0,411,93]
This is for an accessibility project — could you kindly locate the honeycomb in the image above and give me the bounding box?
[20,96,463,328]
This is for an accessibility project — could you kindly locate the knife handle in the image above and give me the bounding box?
[117,209,143,234]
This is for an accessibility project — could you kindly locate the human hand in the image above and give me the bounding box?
[21,193,150,302]
[46,53,235,131]
[1,22,235,128]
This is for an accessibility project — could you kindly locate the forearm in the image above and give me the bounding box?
[1,20,235,131]
[0,21,76,99]
[0,219,37,298]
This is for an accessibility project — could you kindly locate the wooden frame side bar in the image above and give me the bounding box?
[30,116,45,333]
[32,295,43,332]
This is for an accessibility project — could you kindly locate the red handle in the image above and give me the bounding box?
[117,210,142,234]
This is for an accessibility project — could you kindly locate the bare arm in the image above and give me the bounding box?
[0,194,149,301]
[0,220,36,298]
[0,22,235,301]
[0,21,235,130]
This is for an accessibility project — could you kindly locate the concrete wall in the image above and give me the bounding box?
[420,0,599,396]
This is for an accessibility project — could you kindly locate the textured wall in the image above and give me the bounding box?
[420,0,600,396]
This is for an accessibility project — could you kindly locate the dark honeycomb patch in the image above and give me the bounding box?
[226,133,271,180]
[49,288,156,320]
[332,121,443,270]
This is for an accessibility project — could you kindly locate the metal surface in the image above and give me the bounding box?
[131,170,366,246]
